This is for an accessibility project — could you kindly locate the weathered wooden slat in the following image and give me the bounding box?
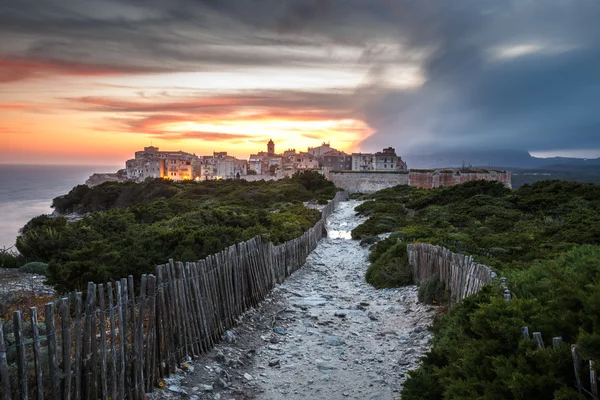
[591,360,598,398]
[45,302,60,400]
[552,337,563,349]
[155,266,169,377]
[97,284,109,400]
[145,275,157,392]
[13,311,28,400]
[29,308,44,400]
[0,317,12,400]
[167,260,184,364]
[115,281,126,400]
[136,275,147,399]
[183,264,202,356]
[106,282,118,400]
[119,278,130,397]
[82,282,96,400]
[73,292,83,400]
[61,298,72,400]
[127,275,139,400]
[533,332,544,349]
[572,344,582,394]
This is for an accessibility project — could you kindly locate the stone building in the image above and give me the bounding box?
[321,150,352,170]
[351,153,374,171]
[351,147,407,171]
[125,146,198,182]
[307,142,335,158]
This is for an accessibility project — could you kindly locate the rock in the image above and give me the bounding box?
[200,384,214,392]
[398,359,410,366]
[367,311,378,321]
[168,385,187,394]
[223,330,236,344]
[217,378,229,389]
[317,362,337,371]
[273,327,287,335]
[326,337,345,346]
[268,359,280,367]
[334,311,347,318]
[243,373,254,381]
[360,236,378,247]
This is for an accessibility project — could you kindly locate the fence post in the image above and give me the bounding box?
[533,332,544,349]
[521,326,530,340]
[45,302,60,400]
[29,308,44,400]
[552,337,563,349]
[591,360,598,398]
[61,298,72,400]
[0,318,11,400]
[13,310,28,400]
[572,344,582,394]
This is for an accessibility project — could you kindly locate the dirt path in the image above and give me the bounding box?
[156,200,434,400]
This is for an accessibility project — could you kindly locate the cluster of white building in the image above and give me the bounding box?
[124,140,407,182]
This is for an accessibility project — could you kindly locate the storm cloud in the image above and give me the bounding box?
[1,0,599,154]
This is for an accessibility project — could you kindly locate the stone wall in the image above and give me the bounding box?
[328,169,511,193]
[327,171,410,193]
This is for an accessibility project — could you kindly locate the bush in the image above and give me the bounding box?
[0,247,25,268]
[19,262,48,275]
[19,178,333,292]
[417,273,448,305]
[365,242,412,288]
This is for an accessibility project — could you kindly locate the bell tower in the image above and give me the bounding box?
[267,139,275,155]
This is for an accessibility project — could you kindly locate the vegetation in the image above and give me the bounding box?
[17,171,338,293]
[351,180,600,398]
[19,262,48,275]
[365,238,412,288]
[0,247,25,269]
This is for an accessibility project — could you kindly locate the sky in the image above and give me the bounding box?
[1,0,600,165]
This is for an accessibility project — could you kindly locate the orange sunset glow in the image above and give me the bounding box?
[1,68,380,164]
[1,51,415,164]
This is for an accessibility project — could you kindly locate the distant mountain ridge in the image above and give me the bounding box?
[404,149,600,169]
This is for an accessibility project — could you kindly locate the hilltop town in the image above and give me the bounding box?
[120,140,407,183]
[85,140,512,190]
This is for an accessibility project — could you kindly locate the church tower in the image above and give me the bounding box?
[267,139,275,155]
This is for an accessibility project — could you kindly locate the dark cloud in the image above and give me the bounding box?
[1,0,599,153]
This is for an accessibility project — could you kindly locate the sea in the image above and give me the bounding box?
[0,164,120,250]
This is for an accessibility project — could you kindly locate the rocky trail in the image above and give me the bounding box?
[156,200,435,400]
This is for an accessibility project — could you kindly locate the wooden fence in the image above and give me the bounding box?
[517,328,598,399]
[406,243,497,305]
[0,191,349,400]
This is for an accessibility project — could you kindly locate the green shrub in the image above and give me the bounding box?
[0,248,25,268]
[20,262,49,275]
[417,273,448,305]
[365,242,412,288]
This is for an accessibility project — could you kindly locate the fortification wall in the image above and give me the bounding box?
[329,169,511,193]
[328,172,410,193]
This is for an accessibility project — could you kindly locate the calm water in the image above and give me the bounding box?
[0,164,119,250]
